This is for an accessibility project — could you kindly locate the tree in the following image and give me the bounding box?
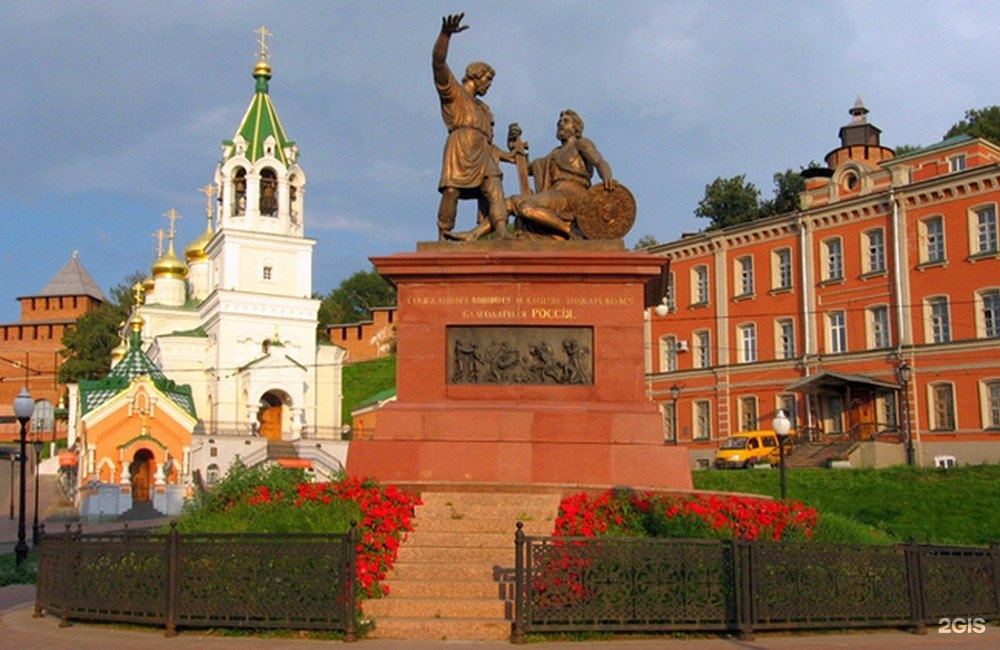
[694,175,761,230]
[632,234,660,250]
[944,106,1000,145]
[758,168,805,217]
[318,268,396,327]
[893,144,922,156]
[58,272,145,383]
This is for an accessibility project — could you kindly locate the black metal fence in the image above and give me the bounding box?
[35,523,358,639]
[512,525,1000,641]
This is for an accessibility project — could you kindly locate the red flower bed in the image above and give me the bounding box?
[554,489,818,541]
[246,475,420,598]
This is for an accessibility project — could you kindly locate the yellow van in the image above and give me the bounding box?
[713,431,792,469]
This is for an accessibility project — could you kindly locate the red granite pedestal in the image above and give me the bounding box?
[346,241,692,491]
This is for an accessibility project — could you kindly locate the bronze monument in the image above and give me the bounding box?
[434,14,635,242]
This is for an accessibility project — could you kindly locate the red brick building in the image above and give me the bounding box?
[647,100,1000,469]
[0,252,105,440]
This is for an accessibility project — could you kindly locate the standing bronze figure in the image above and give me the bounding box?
[433,13,513,241]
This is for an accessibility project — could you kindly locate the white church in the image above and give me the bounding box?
[67,34,347,517]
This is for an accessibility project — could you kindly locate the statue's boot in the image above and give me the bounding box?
[444,221,492,241]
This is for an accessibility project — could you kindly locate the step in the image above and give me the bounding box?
[404,530,513,548]
[397,545,509,565]
[388,579,503,599]
[411,514,554,535]
[364,595,506,619]
[366,617,510,641]
[389,561,500,582]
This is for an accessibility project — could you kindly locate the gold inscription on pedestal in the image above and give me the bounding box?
[407,293,634,322]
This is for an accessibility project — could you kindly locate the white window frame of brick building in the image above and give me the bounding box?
[925,296,952,343]
[868,304,891,349]
[919,215,946,265]
[929,382,956,431]
[738,323,757,363]
[971,204,998,256]
[827,310,847,354]
[821,237,844,281]
[693,329,711,369]
[693,400,712,440]
[863,227,886,274]
[776,318,795,359]
[977,288,1000,339]
[771,247,793,291]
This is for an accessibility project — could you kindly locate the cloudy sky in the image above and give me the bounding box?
[2,1,998,323]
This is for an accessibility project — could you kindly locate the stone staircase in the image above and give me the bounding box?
[784,440,857,468]
[363,489,562,640]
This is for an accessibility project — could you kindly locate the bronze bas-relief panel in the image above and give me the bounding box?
[447,326,593,385]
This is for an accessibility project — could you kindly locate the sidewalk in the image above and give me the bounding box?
[1,584,996,649]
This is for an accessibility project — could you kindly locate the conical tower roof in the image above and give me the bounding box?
[26,251,105,302]
[225,29,295,165]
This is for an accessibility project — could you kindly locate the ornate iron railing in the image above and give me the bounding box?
[512,525,999,642]
[35,523,358,639]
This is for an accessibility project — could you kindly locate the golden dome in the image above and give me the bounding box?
[152,242,189,279]
[254,59,272,79]
[129,311,145,333]
[142,273,155,292]
[110,337,127,365]
[184,225,213,263]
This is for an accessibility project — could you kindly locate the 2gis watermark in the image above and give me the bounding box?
[937,617,986,634]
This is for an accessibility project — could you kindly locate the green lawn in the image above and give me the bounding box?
[341,355,396,424]
[692,464,1000,546]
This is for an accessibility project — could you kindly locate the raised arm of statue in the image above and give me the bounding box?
[433,13,468,86]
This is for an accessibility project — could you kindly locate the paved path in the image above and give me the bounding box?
[2,584,996,649]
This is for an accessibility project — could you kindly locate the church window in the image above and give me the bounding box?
[260,168,278,216]
[262,265,273,281]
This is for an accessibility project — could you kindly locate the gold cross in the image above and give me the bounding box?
[132,282,145,306]
[200,184,216,221]
[154,229,165,257]
[255,26,272,61]
[164,208,181,241]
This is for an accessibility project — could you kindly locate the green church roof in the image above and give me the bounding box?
[225,59,295,165]
[78,327,196,418]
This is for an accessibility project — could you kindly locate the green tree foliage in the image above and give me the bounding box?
[944,105,1000,145]
[893,144,922,156]
[695,175,762,230]
[58,271,145,383]
[758,168,807,216]
[318,268,396,326]
[631,234,660,250]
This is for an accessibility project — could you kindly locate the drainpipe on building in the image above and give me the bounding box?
[797,218,815,437]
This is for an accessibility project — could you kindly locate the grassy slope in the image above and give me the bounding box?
[692,464,1000,545]
[341,356,396,424]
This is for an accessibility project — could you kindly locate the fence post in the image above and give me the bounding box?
[991,543,1000,620]
[164,521,180,637]
[58,523,73,628]
[733,539,755,640]
[345,521,358,642]
[903,538,927,635]
[33,523,46,619]
[511,521,526,644]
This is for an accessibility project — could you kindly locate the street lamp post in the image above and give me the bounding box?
[897,361,914,466]
[13,387,34,566]
[32,437,43,546]
[773,409,792,501]
[669,384,681,444]
[7,453,13,520]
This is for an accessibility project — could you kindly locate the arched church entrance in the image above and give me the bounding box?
[257,391,289,441]
[130,449,156,503]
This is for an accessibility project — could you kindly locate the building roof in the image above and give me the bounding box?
[78,327,196,417]
[224,57,295,165]
[26,252,105,302]
[886,134,976,163]
[785,371,899,394]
